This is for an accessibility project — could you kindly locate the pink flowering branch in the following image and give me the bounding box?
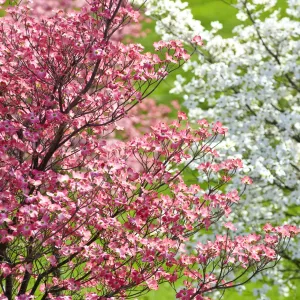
[175,224,297,300]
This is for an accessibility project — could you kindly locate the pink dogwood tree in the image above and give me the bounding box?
[21,0,173,142]
[0,0,298,299]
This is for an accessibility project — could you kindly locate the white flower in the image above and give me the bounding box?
[236,11,248,21]
[211,21,223,33]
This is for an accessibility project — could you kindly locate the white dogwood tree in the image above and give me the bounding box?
[139,0,300,298]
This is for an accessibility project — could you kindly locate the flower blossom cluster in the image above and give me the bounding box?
[0,0,299,299]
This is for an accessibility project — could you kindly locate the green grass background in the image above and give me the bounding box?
[138,0,299,299]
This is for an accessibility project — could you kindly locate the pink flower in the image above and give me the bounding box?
[19,205,38,219]
[0,121,17,134]
[224,222,237,231]
[275,225,300,237]
[65,279,80,291]
[145,277,158,290]
[176,289,194,300]
[127,168,139,181]
[46,110,64,122]
[90,48,104,60]
[192,35,203,46]
[246,234,261,244]
[0,229,14,243]
[0,263,11,277]
[37,215,50,229]
[36,70,46,79]
[181,51,190,61]
[0,213,11,225]
[47,255,57,267]
[263,223,274,233]
[18,224,34,237]
[165,53,177,63]
[250,245,263,261]
[153,40,166,51]
[197,119,209,127]
[212,121,228,134]
[80,144,92,156]
[197,162,211,171]
[221,175,231,182]
[27,113,39,124]
[283,225,300,237]
[264,247,276,259]
[178,111,187,121]
[25,263,33,274]
[264,234,278,244]
[225,190,240,203]
[241,176,253,185]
